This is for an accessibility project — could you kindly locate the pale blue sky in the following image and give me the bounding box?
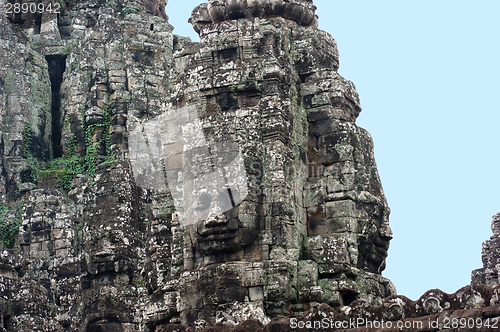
[165,0,500,301]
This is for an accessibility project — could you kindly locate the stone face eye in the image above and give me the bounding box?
[196,193,212,211]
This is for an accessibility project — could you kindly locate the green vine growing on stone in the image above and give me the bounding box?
[23,123,39,183]
[122,7,136,15]
[38,97,114,190]
[102,102,112,161]
[84,124,97,179]
[84,97,112,178]
[48,156,85,190]
[0,200,24,248]
[68,134,77,157]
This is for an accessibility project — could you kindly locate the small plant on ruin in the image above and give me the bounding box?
[0,201,24,248]
[84,97,113,178]
[122,7,136,15]
[39,97,114,189]
[23,123,39,183]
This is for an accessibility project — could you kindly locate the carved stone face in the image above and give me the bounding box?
[305,114,393,276]
[357,217,393,273]
[172,135,261,256]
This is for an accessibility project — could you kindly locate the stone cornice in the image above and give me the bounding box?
[190,0,318,34]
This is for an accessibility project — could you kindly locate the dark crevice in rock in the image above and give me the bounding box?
[45,55,67,159]
[3,313,15,332]
[341,291,358,307]
[20,169,31,183]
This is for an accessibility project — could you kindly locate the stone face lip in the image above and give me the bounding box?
[190,0,318,33]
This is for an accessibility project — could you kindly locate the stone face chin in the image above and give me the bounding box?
[0,0,397,330]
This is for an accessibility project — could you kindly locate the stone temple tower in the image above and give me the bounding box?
[0,0,395,330]
[143,0,395,327]
[1,0,174,330]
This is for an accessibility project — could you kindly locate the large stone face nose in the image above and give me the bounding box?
[379,222,393,241]
[378,223,394,246]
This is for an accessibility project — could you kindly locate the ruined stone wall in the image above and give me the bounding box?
[472,213,500,288]
[0,0,172,330]
[0,0,399,331]
[156,283,500,331]
[0,0,52,199]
